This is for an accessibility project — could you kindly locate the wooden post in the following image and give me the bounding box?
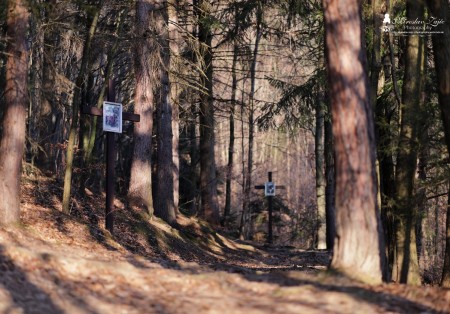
[105,80,116,233]
[255,171,285,244]
[267,172,273,244]
[81,79,140,234]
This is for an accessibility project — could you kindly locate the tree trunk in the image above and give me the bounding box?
[186,105,199,215]
[322,0,385,284]
[128,0,157,215]
[370,0,383,221]
[316,96,326,249]
[369,0,383,111]
[154,1,176,225]
[426,0,450,156]
[241,4,263,239]
[0,0,29,225]
[62,3,102,213]
[28,13,43,167]
[183,0,200,216]
[239,79,247,239]
[198,0,220,224]
[442,187,450,287]
[425,0,450,288]
[168,0,181,215]
[392,0,424,285]
[376,50,396,279]
[223,43,239,226]
[324,106,335,250]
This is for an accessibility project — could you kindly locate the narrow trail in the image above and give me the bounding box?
[0,178,448,313]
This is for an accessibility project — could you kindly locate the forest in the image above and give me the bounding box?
[0,0,450,312]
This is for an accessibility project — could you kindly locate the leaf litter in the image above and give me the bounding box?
[0,176,448,313]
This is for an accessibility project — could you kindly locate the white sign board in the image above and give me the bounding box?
[265,182,275,196]
[103,101,122,133]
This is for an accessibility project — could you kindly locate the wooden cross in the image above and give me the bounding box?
[255,171,286,244]
[81,80,140,234]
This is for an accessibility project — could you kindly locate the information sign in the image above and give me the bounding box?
[265,182,276,196]
[103,101,123,133]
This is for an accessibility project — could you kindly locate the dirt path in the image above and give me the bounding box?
[1,227,449,314]
[0,179,448,313]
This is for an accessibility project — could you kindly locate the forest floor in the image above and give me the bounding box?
[0,175,449,313]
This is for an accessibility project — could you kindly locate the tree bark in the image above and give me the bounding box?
[0,0,29,225]
[442,187,450,287]
[316,96,326,249]
[28,12,43,166]
[426,0,450,156]
[324,105,336,250]
[62,3,102,213]
[322,0,385,283]
[240,3,263,239]
[425,0,450,288]
[198,0,220,224]
[370,0,383,221]
[128,0,158,215]
[376,38,396,279]
[154,0,176,225]
[223,42,238,226]
[168,0,181,215]
[392,0,424,285]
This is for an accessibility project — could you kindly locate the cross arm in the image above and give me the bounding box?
[81,106,140,122]
[255,185,286,190]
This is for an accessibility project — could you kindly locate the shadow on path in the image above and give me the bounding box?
[239,266,440,313]
[0,244,64,314]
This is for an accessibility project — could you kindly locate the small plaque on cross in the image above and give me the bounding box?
[103,101,123,133]
[265,182,275,196]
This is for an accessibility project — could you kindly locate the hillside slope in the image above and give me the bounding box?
[0,176,448,313]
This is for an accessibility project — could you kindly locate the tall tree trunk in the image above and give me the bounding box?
[239,80,247,238]
[370,0,383,217]
[369,0,383,111]
[322,0,385,284]
[168,0,181,215]
[62,3,102,213]
[241,3,263,239]
[374,1,396,279]
[392,0,424,285]
[154,1,176,225]
[223,43,238,226]
[0,0,29,225]
[316,96,326,249]
[128,0,157,215]
[183,0,200,216]
[28,13,43,166]
[324,104,335,250]
[442,186,450,287]
[198,0,220,224]
[425,0,450,288]
[187,107,199,215]
[426,0,450,156]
